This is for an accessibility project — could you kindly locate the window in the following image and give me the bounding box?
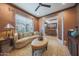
[15,14,34,33]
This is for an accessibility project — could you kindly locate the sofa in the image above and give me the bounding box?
[13,32,40,49]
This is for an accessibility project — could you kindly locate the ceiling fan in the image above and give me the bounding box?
[35,3,51,11]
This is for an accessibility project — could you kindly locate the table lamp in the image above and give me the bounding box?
[4,23,14,37]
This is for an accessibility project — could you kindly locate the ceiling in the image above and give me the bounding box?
[13,3,75,17]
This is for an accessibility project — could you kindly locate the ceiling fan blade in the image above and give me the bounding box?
[40,3,51,8]
[35,5,40,11]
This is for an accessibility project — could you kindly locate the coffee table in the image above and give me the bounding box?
[31,38,48,56]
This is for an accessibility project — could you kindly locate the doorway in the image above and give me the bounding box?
[44,17,58,36]
[40,16,58,38]
[40,15,64,45]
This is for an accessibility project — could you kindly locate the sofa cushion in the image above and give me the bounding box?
[34,31,40,35]
[18,33,23,39]
[23,32,28,37]
[28,32,33,36]
[16,35,38,43]
[23,32,32,37]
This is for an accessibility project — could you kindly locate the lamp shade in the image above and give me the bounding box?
[4,23,14,29]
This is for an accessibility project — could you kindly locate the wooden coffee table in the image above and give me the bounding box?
[31,38,48,56]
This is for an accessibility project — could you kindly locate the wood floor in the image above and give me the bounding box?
[43,36,70,56]
[7,36,70,56]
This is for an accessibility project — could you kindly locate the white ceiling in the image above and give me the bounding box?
[13,3,75,17]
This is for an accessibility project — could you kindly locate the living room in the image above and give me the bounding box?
[0,3,79,56]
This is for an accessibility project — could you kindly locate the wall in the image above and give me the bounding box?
[33,18,39,31]
[0,4,15,37]
[76,4,79,28]
[39,6,77,42]
[0,4,15,32]
[64,7,77,41]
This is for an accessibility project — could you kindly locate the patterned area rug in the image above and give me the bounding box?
[7,36,70,56]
